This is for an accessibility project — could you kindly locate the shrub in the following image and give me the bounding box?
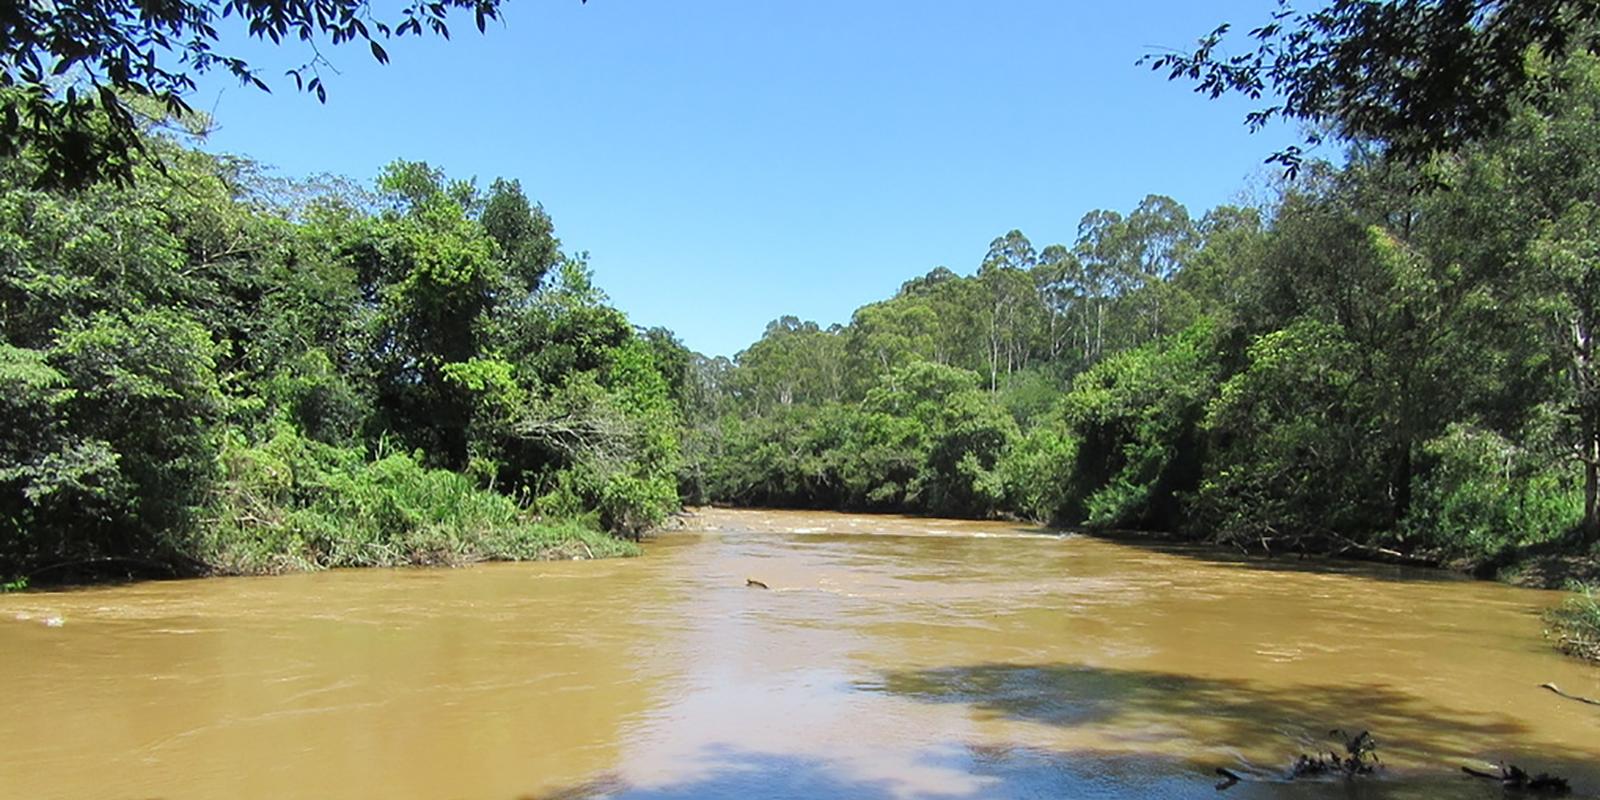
[1197,319,1390,549]
[205,424,636,574]
[1061,321,1219,530]
[1407,424,1582,559]
[1547,583,1600,662]
[998,425,1078,523]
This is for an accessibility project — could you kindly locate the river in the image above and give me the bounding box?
[3,508,1598,799]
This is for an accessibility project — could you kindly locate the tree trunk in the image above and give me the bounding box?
[1393,441,1413,527]
[1583,417,1598,543]
[1577,312,1599,542]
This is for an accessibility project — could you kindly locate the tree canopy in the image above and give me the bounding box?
[0,0,555,188]
[1145,0,1600,172]
[679,44,1600,561]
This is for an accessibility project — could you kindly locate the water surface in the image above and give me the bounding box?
[4,508,1599,798]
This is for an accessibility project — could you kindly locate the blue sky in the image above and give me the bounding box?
[194,1,1297,358]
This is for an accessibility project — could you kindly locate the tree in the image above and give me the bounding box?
[1071,209,1127,362]
[1199,319,1390,550]
[1530,206,1600,540]
[1146,0,1600,172]
[1122,195,1196,343]
[1,0,544,188]
[1060,321,1219,529]
[1031,244,1081,362]
[975,260,1040,391]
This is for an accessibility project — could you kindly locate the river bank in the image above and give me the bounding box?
[7,519,638,590]
[968,510,1600,591]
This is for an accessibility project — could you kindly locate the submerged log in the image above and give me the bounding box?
[1462,763,1571,794]
[1213,767,1242,791]
[1540,682,1600,707]
[1290,729,1381,779]
[1216,729,1382,791]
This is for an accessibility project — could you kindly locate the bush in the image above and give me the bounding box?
[1407,424,1582,559]
[1061,322,1219,529]
[205,424,636,574]
[997,425,1077,522]
[1547,583,1600,662]
[0,311,224,578]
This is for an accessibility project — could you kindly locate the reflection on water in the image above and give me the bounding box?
[3,507,1598,799]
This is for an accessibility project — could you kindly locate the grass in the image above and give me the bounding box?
[199,426,640,575]
[1546,582,1600,662]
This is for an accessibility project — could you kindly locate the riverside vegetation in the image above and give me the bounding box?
[1,121,677,581]
[685,52,1600,579]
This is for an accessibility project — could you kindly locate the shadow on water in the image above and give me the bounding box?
[857,663,1519,739]
[1075,531,1477,585]
[857,664,1600,787]
[521,743,1521,800]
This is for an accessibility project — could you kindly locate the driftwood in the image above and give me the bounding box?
[1462,763,1571,794]
[1540,682,1600,707]
[1290,730,1381,778]
[1213,731,1578,796]
[1213,767,1242,791]
[1214,730,1380,792]
[745,578,769,590]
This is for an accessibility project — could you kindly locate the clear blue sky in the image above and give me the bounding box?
[194,0,1296,358]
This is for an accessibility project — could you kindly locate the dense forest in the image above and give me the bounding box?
[681,50,1600,571]
[1,116,693,582]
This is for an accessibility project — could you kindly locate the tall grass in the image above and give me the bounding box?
[201,425,637,575]
[1547,583,1600,662]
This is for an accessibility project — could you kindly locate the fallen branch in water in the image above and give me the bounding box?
[1290,729,1381,779]
[1215,729,1381,791]
[1461,763,1571,794]
[1540,682,1600,707]
[1320,530,1441,568]
[1213,767,1242,791]
[745,578,769,589]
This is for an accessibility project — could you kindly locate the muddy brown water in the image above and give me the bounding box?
[3,508,1599,799]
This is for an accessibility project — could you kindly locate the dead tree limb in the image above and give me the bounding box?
[1541,682,1600,707]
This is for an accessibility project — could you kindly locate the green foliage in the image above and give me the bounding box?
[0,345,118,539]
[1147,0,1600,173]
[1407,424,1581,558]
[1060,322,1219,529]
[261,350,367,445]
[206,425,635,574]
[533,339,684,535]
[1547,583,1600,662]
[0,135,676,583]
[17,16,1600,592]
[43,310,222,568]
[671,41,1600,582]
[997,424,1077,523]
[1198,320,1390,548]
[2,0,515,188]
